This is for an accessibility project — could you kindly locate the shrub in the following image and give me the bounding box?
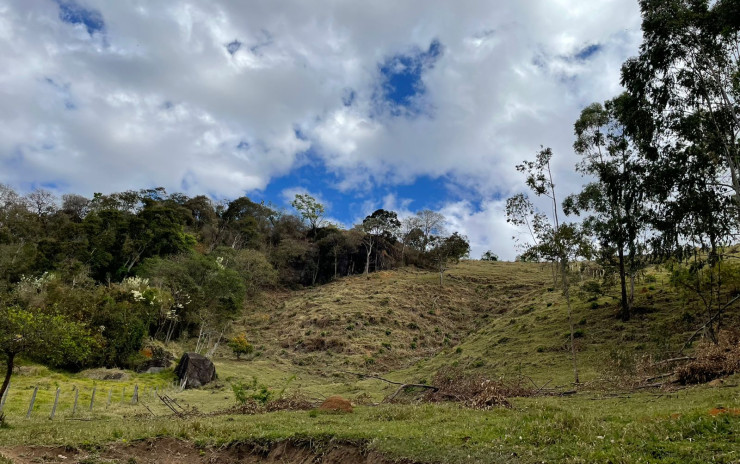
[228,334,254,360]
[232,377,273,404]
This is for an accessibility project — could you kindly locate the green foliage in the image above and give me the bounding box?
[0,306,97,367]
[227,334,254,360]
[480,250,498,261]
[290,194,325,231]
[231,377,273,405]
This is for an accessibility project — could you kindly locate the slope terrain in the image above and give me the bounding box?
[0,261,737,464]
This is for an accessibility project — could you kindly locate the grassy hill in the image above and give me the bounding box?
[0,260,738,463]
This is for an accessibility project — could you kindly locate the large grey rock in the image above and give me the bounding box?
[174,352,217,388]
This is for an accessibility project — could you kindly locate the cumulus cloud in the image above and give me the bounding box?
[0,0,642,258]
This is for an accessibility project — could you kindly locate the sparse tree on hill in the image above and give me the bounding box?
[291,193,325,234]
[564,94,649,321]
[428,232,470,286]
[511,147,592,385]
[481,250,498,261]
[360,209,400,274]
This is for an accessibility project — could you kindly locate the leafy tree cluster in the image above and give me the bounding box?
[507,0,740,384]
[0,186,468,397]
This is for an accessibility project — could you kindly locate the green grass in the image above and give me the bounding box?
[1,261,738,463]
[0,383,737,463]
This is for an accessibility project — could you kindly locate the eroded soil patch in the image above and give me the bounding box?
[0,437,411,464]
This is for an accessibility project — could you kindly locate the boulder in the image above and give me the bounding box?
[318,395,353,413]
[174,352,217,388]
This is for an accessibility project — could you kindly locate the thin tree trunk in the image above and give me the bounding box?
[1,352,14,402]
[618,246,629,321]
[364,243,372,275]
[561,262,579,385]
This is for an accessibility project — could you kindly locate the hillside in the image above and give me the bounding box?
[235,261,553,375]
[227,260,713,391]
[0,260,738,464]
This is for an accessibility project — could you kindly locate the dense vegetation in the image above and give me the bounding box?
[0,183,470,395]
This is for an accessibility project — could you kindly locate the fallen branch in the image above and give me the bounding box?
[158,394,185,418]
[636,382,665,389]
[654,356,694,365]
[681,294,740,353]
[645,372,675,382]
[384,383,440,403]
[534,379,553,395]
[342,371,439,389]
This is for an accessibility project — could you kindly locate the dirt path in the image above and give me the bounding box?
[0,437,411,463]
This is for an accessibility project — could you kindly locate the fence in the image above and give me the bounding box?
[0,380,183,420]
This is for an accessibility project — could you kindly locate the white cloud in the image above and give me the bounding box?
[0,0,642,256]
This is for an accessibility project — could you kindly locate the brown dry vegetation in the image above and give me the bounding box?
[236,262,553,373]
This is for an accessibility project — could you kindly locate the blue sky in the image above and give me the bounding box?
[0,0,642,259]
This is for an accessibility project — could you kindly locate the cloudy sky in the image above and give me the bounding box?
[0,0,642,260]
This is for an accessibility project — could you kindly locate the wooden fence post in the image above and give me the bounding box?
[72,386,79,416]
[89,385,96,411]
[50,388,60,420]
[131,385,138,404]
[26,386,39,419]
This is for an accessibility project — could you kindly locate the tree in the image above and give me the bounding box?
[26,189,57,219]
[61,194,90,222]
[360,209,400,274]
[398,215,423,265]
[0,306,96,400]
[564,94,649,321]
[415,210,446,251]
[622,0,740,210]
[481,250,498,261]
[291,194,325,233]
[621,0,740,339]
[428,232,470,286]
[510,147,591,384]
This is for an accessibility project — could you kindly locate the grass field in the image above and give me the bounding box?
[1,261,738,463]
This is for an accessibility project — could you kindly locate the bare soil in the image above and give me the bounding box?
[0,437,413,463]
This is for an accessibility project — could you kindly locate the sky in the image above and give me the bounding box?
[0,0,643,260]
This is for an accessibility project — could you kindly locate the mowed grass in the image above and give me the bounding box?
[0,382,738,464]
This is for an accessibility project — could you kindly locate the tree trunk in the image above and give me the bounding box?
[364,243,372,275]
[617,246,630,321]
[561,261,579,385]
[1,352,14,402]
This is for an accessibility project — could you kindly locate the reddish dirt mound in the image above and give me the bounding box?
[319,395,354,413]
[709,407,740,417]
[0,438,405,463]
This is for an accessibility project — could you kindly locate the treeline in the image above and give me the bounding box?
[507,0,740,385]
[0,185,469,377]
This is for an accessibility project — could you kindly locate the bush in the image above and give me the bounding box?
[232,377,273,404]
[228,334,254,360]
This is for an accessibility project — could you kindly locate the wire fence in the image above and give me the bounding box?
[0,379,184,421]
